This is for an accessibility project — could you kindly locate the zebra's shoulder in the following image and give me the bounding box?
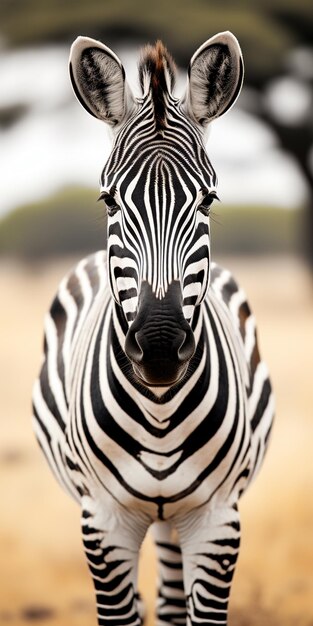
[209,262,260,372]
[49,251,108,322]
[210,262,247,308]
[36,251,109,429]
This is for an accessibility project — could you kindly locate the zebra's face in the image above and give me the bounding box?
[102,147,215,385]
[102,146,216,323]
[70,32,243,386]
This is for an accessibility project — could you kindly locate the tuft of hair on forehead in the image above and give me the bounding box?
[138,40,177,130]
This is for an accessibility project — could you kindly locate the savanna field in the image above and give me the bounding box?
[1,255,313,626]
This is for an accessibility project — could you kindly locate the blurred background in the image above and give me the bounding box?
[0,1,312,625]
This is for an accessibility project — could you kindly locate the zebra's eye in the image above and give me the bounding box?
[198,191,219,216]
[98,192,120,216]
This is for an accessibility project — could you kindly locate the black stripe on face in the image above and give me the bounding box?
[111,266,138,282]
[118,288,137,303]
[183,295,198,307]
[126,311,137,322]
[102,103,217,189]
[184,270,205,288]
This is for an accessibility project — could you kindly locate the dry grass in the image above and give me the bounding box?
[1,256,313,625]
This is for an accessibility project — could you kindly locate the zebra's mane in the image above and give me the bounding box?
[138,40,176,130]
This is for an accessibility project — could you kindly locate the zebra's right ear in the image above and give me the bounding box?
[69,36,136,126]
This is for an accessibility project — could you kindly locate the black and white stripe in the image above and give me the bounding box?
[33,33,274,626]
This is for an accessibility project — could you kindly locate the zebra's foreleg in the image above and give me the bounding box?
[81,501,149,626]
[151,521,187,626]
[177,504,241,626]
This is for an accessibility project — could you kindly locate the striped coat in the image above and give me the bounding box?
[33,32,274,626]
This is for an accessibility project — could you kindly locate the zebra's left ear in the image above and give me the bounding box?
[69,36,136,126]
[183,31,244,127]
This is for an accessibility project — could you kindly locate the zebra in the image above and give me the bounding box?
[33,31,274,626]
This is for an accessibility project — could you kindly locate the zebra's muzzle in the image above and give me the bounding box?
[132,361,189,387]
[124,281,195,386]
[126,329,194,386]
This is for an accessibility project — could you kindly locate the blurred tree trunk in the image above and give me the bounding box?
[261,117,313,267]
[243,86,313,267]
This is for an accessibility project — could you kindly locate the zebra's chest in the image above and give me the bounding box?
[66,298,251,517]
[68,392,249,519]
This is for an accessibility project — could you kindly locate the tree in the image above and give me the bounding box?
[1,0,312,261]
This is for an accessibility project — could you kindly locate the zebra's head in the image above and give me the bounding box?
[69,33,243,387]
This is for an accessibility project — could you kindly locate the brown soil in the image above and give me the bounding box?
[1,256,312,625]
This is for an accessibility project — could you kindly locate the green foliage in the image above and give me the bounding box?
[0,187,303,261]
[0,187,106,259]
[210,204,303,256]
[1,0,313,82]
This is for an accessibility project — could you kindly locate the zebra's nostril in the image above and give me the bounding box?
[125,330,143,364]
[126,326,195,367]
[177,330,195,363]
